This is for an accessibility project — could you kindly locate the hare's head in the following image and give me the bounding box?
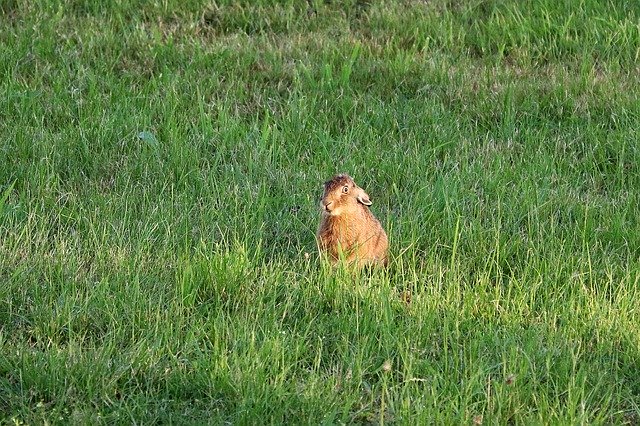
[320,173,372,217]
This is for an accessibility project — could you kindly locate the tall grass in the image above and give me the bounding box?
[1,0,639,423]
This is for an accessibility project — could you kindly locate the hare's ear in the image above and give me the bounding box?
[356,188,372,206]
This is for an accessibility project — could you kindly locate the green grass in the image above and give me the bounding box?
[1,0,640,423]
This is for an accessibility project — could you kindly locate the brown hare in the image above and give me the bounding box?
[316,174,388,267]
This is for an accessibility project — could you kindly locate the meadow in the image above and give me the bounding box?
[1,0,639,423]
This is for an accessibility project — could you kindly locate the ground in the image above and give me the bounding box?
[1,0,639,423]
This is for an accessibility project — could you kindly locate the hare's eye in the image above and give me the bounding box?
[342,185,349,194]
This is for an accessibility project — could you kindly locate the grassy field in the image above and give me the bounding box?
[1,0,640,423]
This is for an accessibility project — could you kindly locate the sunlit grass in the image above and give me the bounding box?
[1,0,639,423]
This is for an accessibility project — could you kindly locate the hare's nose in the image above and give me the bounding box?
[323,201,333,210]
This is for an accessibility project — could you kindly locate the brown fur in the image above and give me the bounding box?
[316,174,388,267]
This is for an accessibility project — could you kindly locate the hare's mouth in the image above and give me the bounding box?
[324,205,342,216]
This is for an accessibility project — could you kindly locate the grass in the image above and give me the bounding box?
[1,0,639,423]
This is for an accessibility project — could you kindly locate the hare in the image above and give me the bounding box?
[316,174,388,267]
